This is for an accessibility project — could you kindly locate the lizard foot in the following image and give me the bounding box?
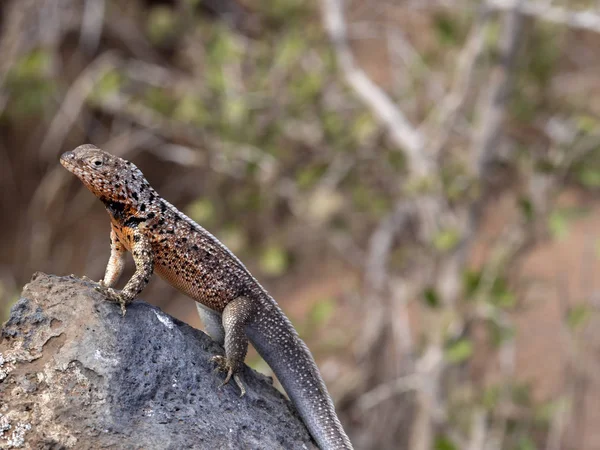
[94,283,128,316]
[211,355,246,397]
[81,275,101,285]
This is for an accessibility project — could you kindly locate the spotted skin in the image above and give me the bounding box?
[60,145,353,450]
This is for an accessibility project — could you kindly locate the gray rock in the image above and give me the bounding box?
[0,273,316,450]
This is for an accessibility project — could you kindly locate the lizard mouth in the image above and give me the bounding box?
[60,151,76,169]
[60,152,92,185]
[60,151,86,176]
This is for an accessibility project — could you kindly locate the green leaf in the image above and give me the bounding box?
[247,354,270,373]
[147,6,177,44]
[207,26,239,65]
[258,0,310,22]
[445,338,473,363]
[528,25,560,88]
[91,70,122,101]
[518,196,535,222]
[173,96,209,125]
[309,298,335,325]
[512,382,532,406]
[493,291,516,308]
[8,80,55,117]
[404,175,436,195]
[482,385,500,409]
[434,436,457,450]
[352,113,377,142]
[576,115,598,133]
[548,207,589,240]
[578,167,600,188]
[218,227,247,254]
[223,97,247,126]
[6,50,55,117]
[275,33,305,67]
[490,278,516,308]
[186,199,215,224]
[292,72,323,102]
[567,305,592,330]
[434,14,460,46]
[534,399,565,424]
[423,287,440,308]
[484,21,501,50]
[463,270,482,298]
[488,320,515,347]
[352,185,388,213]
[386,151,406,172]
[145,87,176,115]
[205,64,225,91]
[548,211,569,239]
[8,49,51,80]
[260,246,289,276]
[516,436,536,450]
[296,166,326,190]
[433,228,460,252]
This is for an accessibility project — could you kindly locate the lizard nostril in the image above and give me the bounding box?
[60,151,74,161]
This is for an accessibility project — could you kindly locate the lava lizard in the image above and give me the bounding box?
[60,144,353,450]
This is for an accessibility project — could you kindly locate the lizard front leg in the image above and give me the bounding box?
[96,228,153,316]
[81,227,125,286]
[211,296,255,396]
[102,227,127,287]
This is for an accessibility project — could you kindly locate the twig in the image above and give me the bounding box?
[0,1,31,85]
[489,0,600,33]
[321,0,431,177]
[467,408,488,450]
[385,26,445,106]
[39,52,120,157]
[409,345,445,450]
[487,340,516,450]
[125,59,189,88]
[421,6,492,156]
[357,374,421,411]
[104,15,162,63]
[471,0,525,176]
[79,0,105,54]
[389,277,415,363]
[365,202,414,294]
[358,201,415,382]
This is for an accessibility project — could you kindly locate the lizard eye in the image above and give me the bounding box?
[92,159,103,167]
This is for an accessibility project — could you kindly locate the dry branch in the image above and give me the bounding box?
[489,0,600,32]
[321,0,431,177]
[471,0,525,175]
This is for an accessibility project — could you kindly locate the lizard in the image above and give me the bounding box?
[60,144,353,450]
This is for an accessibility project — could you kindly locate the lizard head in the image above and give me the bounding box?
[60,144,150,210]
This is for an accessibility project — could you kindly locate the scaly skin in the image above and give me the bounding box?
[60,144,353,450]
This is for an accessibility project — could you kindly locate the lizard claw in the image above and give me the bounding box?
[233,374,245,397]
[210,355,228,371]
[81,276,106,287]
[211,355,246,397]
[95,284,128,316]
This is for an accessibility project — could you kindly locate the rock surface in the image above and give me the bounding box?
[0,273,315,449]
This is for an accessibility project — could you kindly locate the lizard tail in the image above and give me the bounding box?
[246,301,353,450]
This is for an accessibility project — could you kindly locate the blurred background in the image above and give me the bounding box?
[2,0,600,449]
